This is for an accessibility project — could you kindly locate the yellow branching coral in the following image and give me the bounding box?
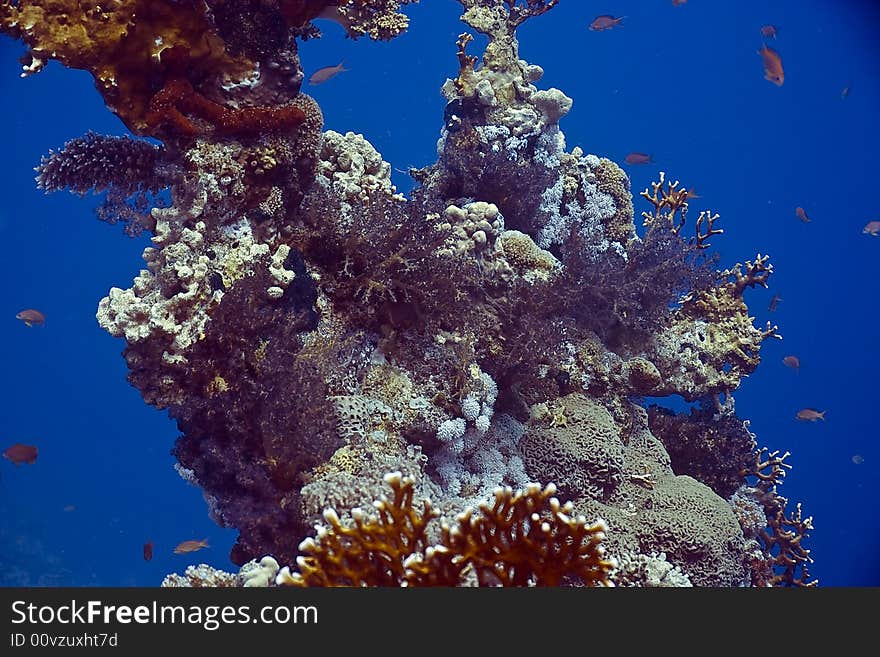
[724,253,773,297]
[281,471,437,586]
[640,171,723,248]
[640,171,690,233]
[418,482,616,586]
[277,472,616,586]
[759,502,817,587]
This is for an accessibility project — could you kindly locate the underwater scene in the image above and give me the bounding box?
[1,0,877,587]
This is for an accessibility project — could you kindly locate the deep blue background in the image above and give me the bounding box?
[1,0,877,586]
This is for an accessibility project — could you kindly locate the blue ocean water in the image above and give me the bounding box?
[0,0,877,586]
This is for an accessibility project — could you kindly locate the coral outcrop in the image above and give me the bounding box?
[2,0,814,586]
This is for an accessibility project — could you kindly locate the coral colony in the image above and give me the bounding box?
[1,0,814,587]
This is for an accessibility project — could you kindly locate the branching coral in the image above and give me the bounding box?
[277,472,616,586]
[35,131,176,236]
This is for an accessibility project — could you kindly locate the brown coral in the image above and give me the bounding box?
[0,1,255,136]
[277,472,616,586]
[520,393,625,501]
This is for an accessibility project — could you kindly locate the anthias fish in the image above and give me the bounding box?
[758,44,784,86]
[308,61,348,85]
[3,443,38,465]
[862,220,880,236]
[782,355,800,370]
[795,206,811,223]
[796,408,826,422]
[624,152,652,165]
[174,538,209,554]
[589,15,624,31]
[672,0,687,6]
[144,541,154,561]
[15,309,45,327]
[760,24,778,39]
[768,293,782,312]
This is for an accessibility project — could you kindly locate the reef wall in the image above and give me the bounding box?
[1,0,814,586]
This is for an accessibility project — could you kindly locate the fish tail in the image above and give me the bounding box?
[819,411,826,420]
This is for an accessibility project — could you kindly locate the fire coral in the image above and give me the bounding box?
[276,472,617,587]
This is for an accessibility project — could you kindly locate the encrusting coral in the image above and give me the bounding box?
[4,0,815,587]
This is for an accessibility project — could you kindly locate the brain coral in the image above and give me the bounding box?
[520,393,625,500]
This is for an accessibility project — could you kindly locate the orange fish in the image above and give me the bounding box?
[862,220,880,236]
[841,82,851,99]
[589,15,624,31]
[795,206,811,223]
[760,24,778,39]
[3,443,38,465]
[796,408,826,422]
[624,152,653,165]
[15,309,45,327]
[144,541,154,561]
[173,538,209,554]
[672,0,687,5]
[767,293,782,312]
[308,61,348,85]
[782,355,800,370]
[758,44,784,86]
[685,187,701,199]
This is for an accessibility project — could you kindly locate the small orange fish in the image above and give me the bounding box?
[760,24,778,39]
[672,0,687,5]
[173,538,209,554]
[841,82,851,99]
[589,15,624,31]
[782,355,800,370]
[15,309,45,327]
[624,152,652,165]
[768,293,782,312]
[758,44,784,86]
[144,541,154,561]
[862,220,880,236]
[795,206,811,223]
[308,61,348,85]
[796,408,826,422]
[685,187,701,199]
[3,443,38,465]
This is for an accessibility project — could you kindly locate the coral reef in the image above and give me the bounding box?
[4,0,815,587]
[162,555,279,587]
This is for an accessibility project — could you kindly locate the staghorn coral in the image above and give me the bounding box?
[4,0,815,586]
[276,472,616,587]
